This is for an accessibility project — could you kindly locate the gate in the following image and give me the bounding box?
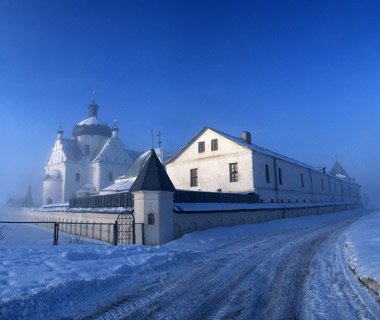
[117,212,135,245]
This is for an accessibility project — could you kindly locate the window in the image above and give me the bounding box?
[190,168,198,187]
[229,162,238,182]
[85,145,90,156]
[278,168,283,185]
[76,173,80,182]
[321,179,324,191]
[108,172,113,182]
[334,183,337,192]
[265,164,270,183]
[211,139,218,151]
[301,173,304,188]
[198,141,205,153]
[148,213,155,225]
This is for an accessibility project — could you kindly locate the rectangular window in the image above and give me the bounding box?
[198,141,205,153]
[321,179,324,191]
[76,173,80,182]
[85,145,90,155]
[278,168,283,185]
[301,173,304,188]
[265,164,270,183]
[229,162,238,182]
[108,172,113,182]
[190,168,198,187]
[334,183,337,192]
[211,139,218,151]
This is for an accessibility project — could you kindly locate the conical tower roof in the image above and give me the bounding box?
[130,149,175,192]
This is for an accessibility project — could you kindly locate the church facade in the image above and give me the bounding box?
[166,127,361,205]
[43,100,141,204]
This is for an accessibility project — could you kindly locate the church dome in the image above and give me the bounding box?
[72,100,112,138]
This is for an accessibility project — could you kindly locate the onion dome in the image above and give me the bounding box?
[72,100,112,138]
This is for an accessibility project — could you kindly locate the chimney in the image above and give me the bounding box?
[241,130,252,144]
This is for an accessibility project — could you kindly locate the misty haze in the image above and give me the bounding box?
[0,1,379,320]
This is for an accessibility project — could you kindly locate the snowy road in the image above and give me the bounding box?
[1,209,379,319]
[82,210,379,320]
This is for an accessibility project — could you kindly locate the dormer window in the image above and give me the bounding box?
[85,145,90,155]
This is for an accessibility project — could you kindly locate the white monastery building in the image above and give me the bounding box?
[166,127,361,205]
[43,100,141,204]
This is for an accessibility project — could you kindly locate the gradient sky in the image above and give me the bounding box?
[1,0,379,206]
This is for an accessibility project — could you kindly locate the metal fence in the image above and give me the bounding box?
[69,192,134,209]
[0,218,135,246]
[174,189,260,203]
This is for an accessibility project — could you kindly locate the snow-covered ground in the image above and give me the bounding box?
[0,208,379,319]
[344,210,380,296]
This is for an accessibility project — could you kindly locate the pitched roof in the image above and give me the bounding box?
[130,149,175,192]
[330,161,349,178]
[61,139,82,161]
[166,127,316,170]
[91,137,143,163]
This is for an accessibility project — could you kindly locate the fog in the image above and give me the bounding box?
[0,1,379,208]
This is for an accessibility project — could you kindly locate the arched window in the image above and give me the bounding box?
[46,198,53,205]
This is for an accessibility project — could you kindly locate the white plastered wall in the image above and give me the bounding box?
[166,129,254,193]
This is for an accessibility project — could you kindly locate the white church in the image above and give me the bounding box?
[43,100,141,204]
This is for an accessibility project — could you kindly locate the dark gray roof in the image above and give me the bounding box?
[125,150,152,178]
[330,161,349,178]
[61,139,82,161]
[72,123,112,138]
[130,149,176,192]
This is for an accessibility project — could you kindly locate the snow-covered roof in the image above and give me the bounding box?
[77,116,107,126]
[100,177,136,194]
[99,150,152,193]
[100,149,174,193]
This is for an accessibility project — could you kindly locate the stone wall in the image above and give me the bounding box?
[173,203,357,239]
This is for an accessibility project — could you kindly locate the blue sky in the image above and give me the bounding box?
[0,0,379,205]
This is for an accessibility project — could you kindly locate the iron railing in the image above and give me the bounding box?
[0,219,135,246]
[69,192,134,209]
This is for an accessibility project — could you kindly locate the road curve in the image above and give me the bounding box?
[82,211,379,320]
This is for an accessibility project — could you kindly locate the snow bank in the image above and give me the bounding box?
[344,210,380,295]
[0,208,371,319]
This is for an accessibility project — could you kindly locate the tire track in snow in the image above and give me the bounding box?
[81,211,378,320]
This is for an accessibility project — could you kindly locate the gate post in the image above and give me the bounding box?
[113,221,118,245]
[133,190,174,245]
[130,149,176,245]
[53,222,59,245]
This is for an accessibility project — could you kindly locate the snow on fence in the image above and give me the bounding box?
[69,192,134,209]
